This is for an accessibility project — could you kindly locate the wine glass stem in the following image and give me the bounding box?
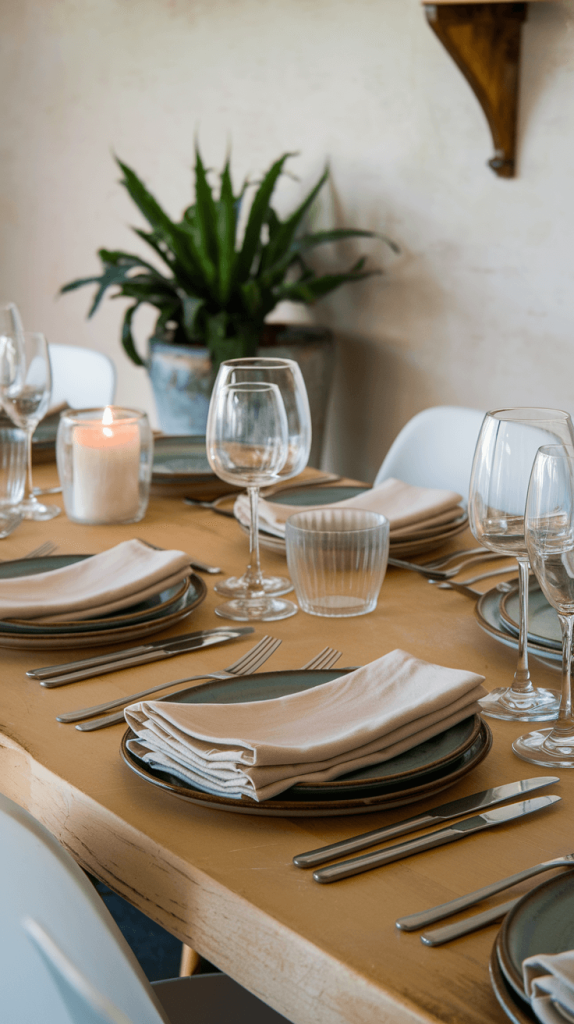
[242,485,265,595]
[556,614,574,733]
[512,556,534,694]
[24,424,36,501]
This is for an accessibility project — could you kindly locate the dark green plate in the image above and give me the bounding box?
[498,871,574,1001]
[120,669,492,816]
[500,583,562,650]
[490,944,536,1024]
[0,556,199,635]
[266,485,369,507]
[152,436,213,481]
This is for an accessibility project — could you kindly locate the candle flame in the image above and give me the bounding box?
[102,405,113,438]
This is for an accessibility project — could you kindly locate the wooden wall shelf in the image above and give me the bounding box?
[423,0,549,178]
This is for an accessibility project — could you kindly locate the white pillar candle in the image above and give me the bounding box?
[72,407,140,522]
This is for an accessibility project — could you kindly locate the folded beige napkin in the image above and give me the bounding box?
[125,649,486,802]
[234,478,463,540]
[0,539,192,623]
[523,950,574,1024]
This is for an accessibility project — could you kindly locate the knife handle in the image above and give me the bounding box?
[420,898,519,946]
[293,813,438,868]
[312,826,464,883]
[76,709,131,731]
[29,644,154,678]
[44,647,173,687]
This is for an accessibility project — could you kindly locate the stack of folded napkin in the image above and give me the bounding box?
[523,950,574,1024]
[0,539,192,623]
[234,478,464,541]
[125,649,486,802]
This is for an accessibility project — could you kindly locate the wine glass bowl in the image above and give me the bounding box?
[206,380,297,621]
[0,331,60,521]
[210,357,311,599]
[469,408,574,720]
[514,445,574,766]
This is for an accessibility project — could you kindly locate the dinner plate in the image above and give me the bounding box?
[490,944,536,1024]
[499,584,561,650]
[0,556,206,648]
[497,871,574,1002]
[475,586,563,663]
[120,668,492,816]
[152,435,213,482]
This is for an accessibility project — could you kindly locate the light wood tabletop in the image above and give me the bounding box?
[0,463,567,1024]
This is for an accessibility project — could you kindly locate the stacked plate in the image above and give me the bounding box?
[151,435,238,498]
[0,555,206,649]
[490,871,574,1023]
[237,484,468,559]
[121,668,492,817]
[476,581,562,665]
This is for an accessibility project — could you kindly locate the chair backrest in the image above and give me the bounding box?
[48,344,116,409]
[374,406,486,500]
[0,792,170,1024]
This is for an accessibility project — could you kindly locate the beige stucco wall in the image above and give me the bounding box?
[1,0,573,481]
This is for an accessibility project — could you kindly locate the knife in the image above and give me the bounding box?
[40,630,253,689]
[28,627,255,681]
[292,776,559,868]
[311,794,561,884]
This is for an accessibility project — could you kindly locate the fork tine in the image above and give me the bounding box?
[232,637,282,675]
[301,648,342,671]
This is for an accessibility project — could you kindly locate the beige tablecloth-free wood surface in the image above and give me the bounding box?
[0,463,566,1024]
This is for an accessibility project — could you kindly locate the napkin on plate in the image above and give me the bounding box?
[234,478,464,540]
[0,539,193,623]
[523,950,574,1024]
[125,649,486,802]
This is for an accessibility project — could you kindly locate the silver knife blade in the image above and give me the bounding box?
[28,627,255,680]
[46,632,245,690]
[293,776,559,868]
[311,794,561,884]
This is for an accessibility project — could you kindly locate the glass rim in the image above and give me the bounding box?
[61,407,147,425]
[536,444,574,459]
[489,407,572,423]
[285,508,389,533]
[221,357,297,369]
[219,381,281,393]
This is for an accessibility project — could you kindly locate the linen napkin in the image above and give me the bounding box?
[523,950,574,1024]
[0,539,192,622]
[125,649,486,802]
[234,478,463,540]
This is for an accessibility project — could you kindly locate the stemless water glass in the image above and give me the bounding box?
[514,445,574,766]
[211,357,311,599]
[0,331,60,520]
[469,408,574,720]
[206,380,297,621]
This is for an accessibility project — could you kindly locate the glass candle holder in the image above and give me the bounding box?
[56,407,153,524]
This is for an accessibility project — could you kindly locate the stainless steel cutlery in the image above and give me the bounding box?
[293,777,559,869]
[58,634,282,726]
[419,897,520,946]
[310,795,561,883]
[28,626,255,685]
[396,850,574,932]
[388,552,512,580]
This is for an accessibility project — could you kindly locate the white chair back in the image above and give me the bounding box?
[48,344,116,409]
[374,405,486,500]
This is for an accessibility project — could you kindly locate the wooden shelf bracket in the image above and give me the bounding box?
[423,2,528,177]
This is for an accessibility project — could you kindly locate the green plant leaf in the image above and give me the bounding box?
[179,293,205,339]
[193,147,219,272]
[121,303,146,366]
[216,158,237,304]
[235,153,296,283]
[259,167,328,274]
[276,258,378,304]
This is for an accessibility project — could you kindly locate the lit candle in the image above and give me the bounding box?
[72,406,140,522]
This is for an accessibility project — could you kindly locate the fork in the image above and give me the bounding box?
[0,541,58,562]
[63,636,283,729]
[300,647,342,670]
[388,551,511,580]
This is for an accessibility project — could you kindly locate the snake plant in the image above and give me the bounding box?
[61,149,396,368]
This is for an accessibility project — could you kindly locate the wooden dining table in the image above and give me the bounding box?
[0,461,568,1024]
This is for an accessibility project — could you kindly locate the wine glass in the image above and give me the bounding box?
[514,445,574,766]
[206,380,297,621]
[0,302,24,340]
[0,331,61,520]
[211,357,311,599]
[469,408,574,720]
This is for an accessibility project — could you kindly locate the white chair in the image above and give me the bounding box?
[48,344,116,408]
[0,792,290,1024]
[374,405,486,500]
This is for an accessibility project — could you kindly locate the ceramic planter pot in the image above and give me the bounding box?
[148,324,334,467]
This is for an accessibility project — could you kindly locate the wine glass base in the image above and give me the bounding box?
[214,574,293,598]
[19,498,61,521]
[479,686,560,721]
[214,597,298,621]
[513,727,574,767]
